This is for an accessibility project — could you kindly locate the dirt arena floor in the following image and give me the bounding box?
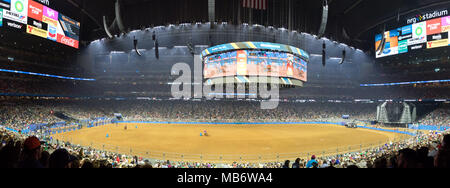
[53,123,409,162]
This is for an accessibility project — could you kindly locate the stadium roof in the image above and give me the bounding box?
[68,0,449,50]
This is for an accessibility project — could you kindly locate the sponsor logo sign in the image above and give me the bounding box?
[406,9,448,24]
[11,0,27,17]
[0,8,3,27]
[47,24,56,40]
[376,30,399,58]
[398,40,408,54]
[442,16,450,32]
[28,0,43,21]
[57,33,78,48]
[0,0,10,10]
[3,9,26,24]
[35,0,48,6]
[58,13,80,40]
[427,18,442,35]
[3,18,25,32]
[408,43,426,51]
[427,39,448,49]
[409,21,427,45]
[27,24,47,38]
[427,32,448,41]
[43,6,57,20]
[27,17,46,30]
[398,25,413,41]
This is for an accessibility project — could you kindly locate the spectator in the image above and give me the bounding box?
[306,155,317,168]
[48,149,75,168]
[18,136,44,168]
[282,160,290,168]
[292,158,301,168]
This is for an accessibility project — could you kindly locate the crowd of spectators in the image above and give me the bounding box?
[2,99,449,132]
[0,100,379,130]
[0,99,449,168]
[1,124,449,168]
[418,107,450,127]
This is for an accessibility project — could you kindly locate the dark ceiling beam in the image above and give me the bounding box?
[355,1,450,39]
[344,0,363,15]
[67,0,102,29]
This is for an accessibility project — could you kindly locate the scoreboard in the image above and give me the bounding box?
[0,0,80,48]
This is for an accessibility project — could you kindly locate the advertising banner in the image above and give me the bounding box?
[3,8,26,24]
[375,30,399,58]
[442,16,450,32]
[0,8,3,27]
[0,0,10,10]
[10,0,27,18]
[408,43,427,51]
[57,13,80,41]
[42,5,57,23]
[46,24,56,40]
[398,40,409,54]
[27,0,42,21]
[3,18,25,32]
[408,21,427,46]
[426,18,442,35]
[427,39,448,49]
[27,17,46,30]
[57,33,79,48]
[26,24,47,38]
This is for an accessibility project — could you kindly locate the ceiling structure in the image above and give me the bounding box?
[59,0,449,51]
[1,0,449,53]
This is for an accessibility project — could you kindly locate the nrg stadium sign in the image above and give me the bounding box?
[36,0,50,6]
[406,9,448,24]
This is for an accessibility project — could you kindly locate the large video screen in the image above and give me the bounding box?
[204,50,308,82]
[0,0,80,48]
[375,15,450,58]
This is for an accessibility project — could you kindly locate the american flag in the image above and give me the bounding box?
[242,0,267,10]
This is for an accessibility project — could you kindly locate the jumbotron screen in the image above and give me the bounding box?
[202,42,309,82]
[375,13,450,58]
[0,0,80,48]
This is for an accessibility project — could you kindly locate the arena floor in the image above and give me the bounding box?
[52,123,409,163]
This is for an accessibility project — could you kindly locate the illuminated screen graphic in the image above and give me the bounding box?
[0,0,80,48]
[202,42,308,82]
[375,14,450,58]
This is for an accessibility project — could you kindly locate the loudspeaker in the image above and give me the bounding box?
[154,39,159,60]
[322,42,326,67]
[339,50,346,65]
[133,36,142,56]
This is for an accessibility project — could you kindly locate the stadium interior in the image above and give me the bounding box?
[0,0,449,169]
